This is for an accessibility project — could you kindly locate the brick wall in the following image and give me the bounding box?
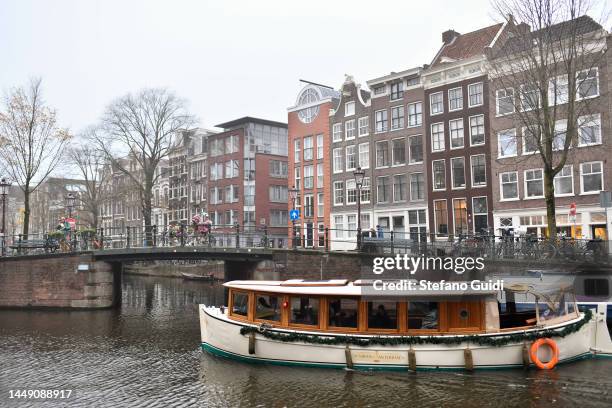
[0,254,116,309]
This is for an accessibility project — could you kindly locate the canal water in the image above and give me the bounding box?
[1,275,612,408]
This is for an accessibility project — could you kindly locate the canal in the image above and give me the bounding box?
[1,274,612,407]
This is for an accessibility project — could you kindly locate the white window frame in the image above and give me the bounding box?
[577,113,602,147]
[520,83,540,111]
[548,75,569,105]
[346,179,357,205]
[345,101,355,117]
[497,128,517,159]
[499,171,519,201]
[333,181,344,206]
[332,148,343,174]
[345,119,355,140]
[449,118,464,149]
[432,159,446,191]
[433,199,448,236]
[429,91,444,115]
[431,122,445,152]
[358,142,369,169]
[576,67,599,100]
[345,145,357,171]
[580,161,604,195]
[375,109,388,133]
[332,123,342,142]
[468,114,485,146]
[390,105,404,130]
[448,87,463,111]
[496,88,515,116]
[407,101,422,127]
[450,156,466,190]
[470,154,487,187]
[471,196,488,234]
[524,168,544,199]
[554,165,574,197]
[358,116,369,137]
[468,82,483,107]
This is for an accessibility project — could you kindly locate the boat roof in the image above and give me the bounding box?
[224,279,497,297]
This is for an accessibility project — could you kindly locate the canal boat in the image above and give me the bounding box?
[199,279,612,370]
[181,272,215,281]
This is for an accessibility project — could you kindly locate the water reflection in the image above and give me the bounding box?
[0,275,611,407]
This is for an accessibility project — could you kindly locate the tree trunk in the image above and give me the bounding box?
[22,187,30,239]
[544,169,557,239]
[142,184,153,246]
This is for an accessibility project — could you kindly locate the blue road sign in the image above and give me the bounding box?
[290,209,300,220]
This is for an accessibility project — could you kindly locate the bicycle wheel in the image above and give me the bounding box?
[538,241,557,260]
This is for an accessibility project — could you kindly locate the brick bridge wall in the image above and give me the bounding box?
[0,254,119,309]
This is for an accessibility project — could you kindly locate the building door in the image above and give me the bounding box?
[318,223,325,247]
[304,222,314,248]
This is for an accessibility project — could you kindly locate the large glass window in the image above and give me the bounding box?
[496,88,514,115]
[328,298,359,329]
[430,92,443,115]
[290,297,319,326]
[231,291,249,317]
[525,169,544,197]
[471,154,486,186]
[392,138,406,165]
[434,200,448,235]
[367,301,398,330]
[408,302,439,330]
[469,115,485,145]
[451,157,466,189]
[390,82,403,100]
[255,294,281,322]
[554,165,573,196]
[468,83,483,107]
[449,119,464,149]
[375,110,388,133]
[409,135,423,163]
[453,198,468,236]
[431,123,445,151]
[376,140,389,167]
[391,106,404,130]
[377,176,390,203]
[500,171,519,200]
[410,173,424,201]
[448,87,463,111]
[581,162,603,193]
[393,174,407,202]
[498,129,517,157]
[408,102,422,127]
[432,159,446,190]
[472,197,488,234]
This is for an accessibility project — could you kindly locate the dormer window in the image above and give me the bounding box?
[373,85,386,95]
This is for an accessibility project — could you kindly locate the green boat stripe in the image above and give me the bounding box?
[201,342,593,371]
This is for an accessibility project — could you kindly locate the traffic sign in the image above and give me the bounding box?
[289,209,300,221]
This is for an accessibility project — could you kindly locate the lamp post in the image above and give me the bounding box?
[289,185,299,249]
[65,192,76,218]
[353,166,365,251]
[0,177,11,256]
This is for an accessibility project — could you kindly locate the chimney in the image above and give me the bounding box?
[442,29,460,44]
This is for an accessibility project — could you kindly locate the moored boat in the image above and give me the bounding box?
[181,272,215,281]
[199,279,612,370]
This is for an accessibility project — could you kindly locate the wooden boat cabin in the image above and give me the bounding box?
[224,280,580,335]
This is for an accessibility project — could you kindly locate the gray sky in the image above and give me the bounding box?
[1,0,502,133]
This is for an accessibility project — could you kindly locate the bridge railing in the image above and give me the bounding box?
[1,225,610,264]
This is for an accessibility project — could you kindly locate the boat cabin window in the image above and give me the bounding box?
[408,302,439,330]
[538,291,576,322]
[255,294,281,322]
[231,291,249,317]
[290,297,319,326]
[328,298,358,329]
[367,301,398,330]
[584,278,609,298]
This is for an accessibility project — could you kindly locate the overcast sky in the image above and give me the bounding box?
[1,0,518,133]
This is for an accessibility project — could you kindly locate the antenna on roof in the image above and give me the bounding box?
[299,79,334,89]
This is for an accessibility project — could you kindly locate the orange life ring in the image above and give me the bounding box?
[530,338,559,369]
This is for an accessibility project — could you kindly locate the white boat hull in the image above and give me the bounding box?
[199,305,610,370]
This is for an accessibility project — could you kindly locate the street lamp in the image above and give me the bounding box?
[288,185,299,249]
[0,177,11,257]
[353,166,365,251]
[65,192,76,218]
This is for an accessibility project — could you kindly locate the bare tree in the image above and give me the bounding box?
[488,0,609,236]
[93,88,195,239]
[69,133,107,229]
[0,78,71,237]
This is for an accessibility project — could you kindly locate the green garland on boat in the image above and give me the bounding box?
[239,309,592,347]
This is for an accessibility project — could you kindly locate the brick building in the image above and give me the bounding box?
[207,117,288,247]
[422,24,505,239]
[287,81,339,248]
[488,16,612,239]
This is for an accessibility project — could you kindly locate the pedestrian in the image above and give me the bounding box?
[376,224,383,238]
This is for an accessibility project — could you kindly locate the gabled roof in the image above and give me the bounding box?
[431,23,504,67]
[492,15,604,58]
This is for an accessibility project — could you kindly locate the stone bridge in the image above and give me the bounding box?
[0,247,602,309]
